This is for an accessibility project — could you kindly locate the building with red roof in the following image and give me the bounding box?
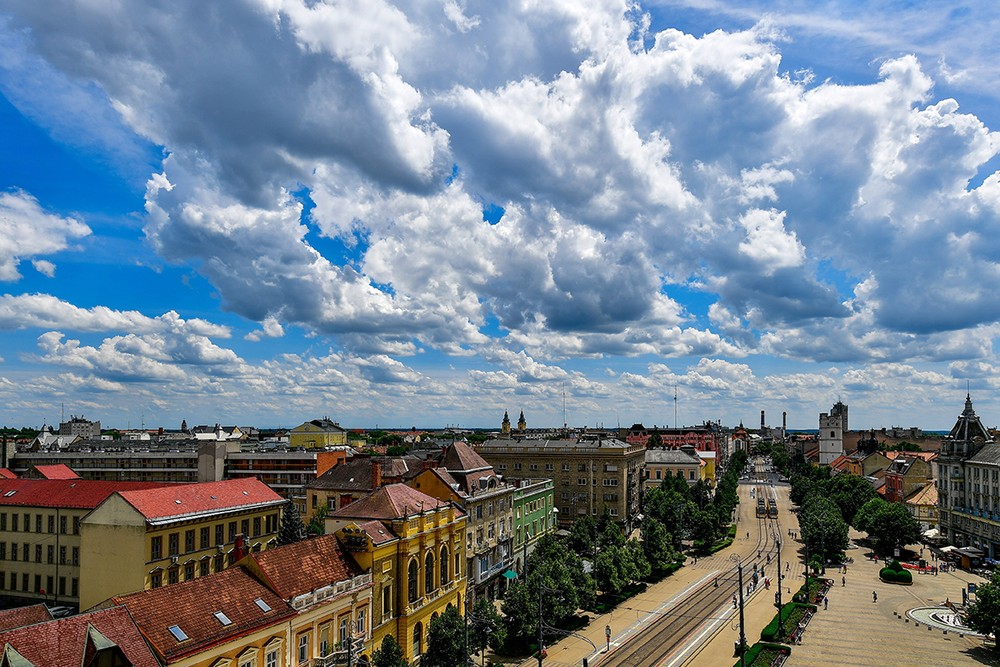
[0,604,51,633]
[0,605,159,667]
[79,478,286,610]
[21,464,81,480]
[111,566,294,666]
[239,534,374,664]
[0,478,172,608]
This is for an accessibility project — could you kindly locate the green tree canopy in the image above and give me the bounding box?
[798,495,848,562]
[422,606,467,667]
[371,634,408,667]
[277,500,307,546]
[641,515,675,571]
[470,596,506,660]
[828,474,877,525]
[965,569,1000,651]
[852,497,920,556]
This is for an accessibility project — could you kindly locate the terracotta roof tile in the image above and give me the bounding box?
[0,606,159,667]
[247,535,363,600]
[0,468,16,479]
[440,442,491,473]
[112,567,294,662]
[0,605,52,632]
[117,478,284,523]
[329,483,451,521]
[29,464,81,480]
[355,520,397,545]
[0,479,175,510]
[307,456,423,491]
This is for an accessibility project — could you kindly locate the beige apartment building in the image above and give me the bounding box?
[474,436,645,529]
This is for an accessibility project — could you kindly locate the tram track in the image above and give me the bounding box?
[598,461,785,667]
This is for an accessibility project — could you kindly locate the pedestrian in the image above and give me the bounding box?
[872,590,878,603]
[842,576,846,586]
[824,596,828,610]
[733,594,738,608]
[786,562,790,571]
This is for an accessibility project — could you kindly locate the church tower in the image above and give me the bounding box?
[517,410,526,431]
[501,411,511,435]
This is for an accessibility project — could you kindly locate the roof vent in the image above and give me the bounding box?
[242,491,249,496]
[175,499,182,504]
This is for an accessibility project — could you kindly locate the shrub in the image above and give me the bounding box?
[735,642,791,667]
[760,602,815,642]
[879,566,912,584]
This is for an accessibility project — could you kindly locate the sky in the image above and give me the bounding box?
[1,1,1000,432]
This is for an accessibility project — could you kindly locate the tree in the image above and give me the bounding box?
[647,432,663,448]
[798,496,848,563]
[371,634,408,667]
[307,503,329,536]
[852,498,920,556]
[567,515,597,557]
[964,569,1000,652]
[690,508,717,552]
[470,597,506,662]
[422,606,467,667]
[828,474,877,525]
[641,516,675,570]
[594,544,629,594]
[277,501,307,545]
[625,538,651,581]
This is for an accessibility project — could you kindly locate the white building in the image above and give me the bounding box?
[818,401,848,465]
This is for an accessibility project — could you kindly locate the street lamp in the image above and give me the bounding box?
[774,533,784,641]
[730,553,747,667]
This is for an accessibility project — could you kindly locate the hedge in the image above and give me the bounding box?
[733,642,791,667]
[760,602,816,642]
[879,565,912,584]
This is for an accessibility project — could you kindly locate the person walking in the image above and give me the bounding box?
[872,590,878,603]
[842,576,846,586]
[824,596,828,610]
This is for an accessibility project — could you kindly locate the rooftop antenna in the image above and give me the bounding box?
[562,384,567,430]
[673,385,678,429]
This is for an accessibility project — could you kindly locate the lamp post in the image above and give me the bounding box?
[730,554,747,667]
[775,535,783,641]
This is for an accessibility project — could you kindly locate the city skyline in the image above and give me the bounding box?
[2,2,1000,430]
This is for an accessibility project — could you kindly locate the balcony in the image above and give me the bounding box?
[291,572,372,610]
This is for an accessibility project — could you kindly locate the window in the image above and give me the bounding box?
[59,576,66,595]
[298,634,309,664]
[339,618,348,647]
[578,464,587,472]
[357,608,366,635]
[185,562,195,580]
[513,463,522,470]
[35,514,42,532]
[59,515,67,534]
[200,527,210,549]
[214,611,233,626]
[0,572,4,589]
[72,547,79,566]
[168,567,179,585]
[412,622,423,656]
[47,515,55,533]
[10,514,17,531]
[185,530,195,552]
[47,545,54,564]
[562,463,570,471]
[529,464,538,471]
[265,648,279,667]
[216,523,225,546]
[35,544,42,563]
[168,533,179,556]
[151,571,162,588]
[253,517,261,537]
[200,559,210,576]
[72,517,79,534]
[151,536,162,560]
[383,585,393,618]
[440,546,449,586]
[0,543,5,560]
[578,478,587,485]
[34,574,41,592]
[59,546,66,565]
[408,559,419,602]
[72,578,78,597]
[425,551,435,594]
[167,625,189,642]
[241,519,250,537]
[0,513,5,530]
[21,573,28,592]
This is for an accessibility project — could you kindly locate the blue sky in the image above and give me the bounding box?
[2,1,1000,431]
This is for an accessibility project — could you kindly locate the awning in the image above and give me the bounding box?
[922,528,940,538]
[939,545,957,553]
[956,547,984,557]
[502,570,518,580]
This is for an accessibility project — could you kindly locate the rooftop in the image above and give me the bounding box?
[246,534,363,600]
[116,478,284,523]
[329,483,453,521]
[0,479,173,509]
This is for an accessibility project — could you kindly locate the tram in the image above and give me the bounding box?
[767,498,778,518]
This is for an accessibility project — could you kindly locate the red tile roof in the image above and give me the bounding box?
[441,441,491,473]
[330,483,452,521]
[0,468,16,479]
[246,535,363,600]
[356,520,398,545]
[0,604,52,632]
[112,567,294,663]
[0,479,174,509]
[0,606,159,667]
[29,464,81,480]
[116,478,284,524]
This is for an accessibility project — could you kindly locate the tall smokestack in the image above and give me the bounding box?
[760,410,765,431]
[783,412,787,431]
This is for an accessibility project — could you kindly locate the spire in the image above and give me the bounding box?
[501,410,511,435]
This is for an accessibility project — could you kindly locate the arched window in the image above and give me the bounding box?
[425,551,436,594]
[440,545,449,586]
[413,622,423,656]
[408,559,419,603]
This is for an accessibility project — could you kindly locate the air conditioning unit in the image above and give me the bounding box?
[170,555,179,564]
[217,545,225,553]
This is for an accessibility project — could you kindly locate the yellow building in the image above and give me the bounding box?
[80,478,285,610]
[289,418,349,448]
[111,566,295,667]
[326,483,467,663]
[0,477,171,608]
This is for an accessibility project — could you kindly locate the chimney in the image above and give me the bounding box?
[371,459,382,489]
[782,412,787,432]
[233,533,246,562]
[760,410,765,431]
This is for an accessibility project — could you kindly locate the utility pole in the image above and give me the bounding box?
[775,537,783,640]
[731,554,746,666]
[537,575,544,667]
